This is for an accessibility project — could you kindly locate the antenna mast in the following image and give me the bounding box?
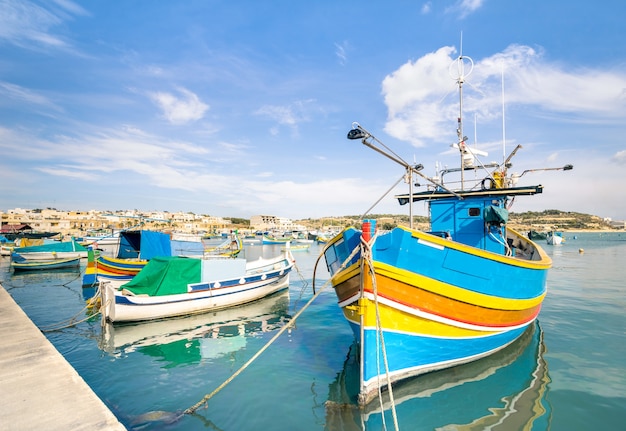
[501,66,506,165]
[449,35,474,189]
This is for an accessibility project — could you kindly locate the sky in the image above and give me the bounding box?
[1,0,625,221]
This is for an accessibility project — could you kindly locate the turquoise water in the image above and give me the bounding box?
[2,232,625,430]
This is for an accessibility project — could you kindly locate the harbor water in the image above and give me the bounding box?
[1,232,624,430]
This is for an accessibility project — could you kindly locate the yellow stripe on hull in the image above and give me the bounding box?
[333,266,542,328]
[342,298,501,337]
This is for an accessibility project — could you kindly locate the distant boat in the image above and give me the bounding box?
[100,249,295,323]
[202,233,243,258]
[546,231,564,245]
[281,243,310,252]
[262,235,292,245]
[320,52,571,405]
[527,230,547,241]
[316,235,329,244]
[10,256,81,271]
[10,240,88,260]
[79,233,121,257]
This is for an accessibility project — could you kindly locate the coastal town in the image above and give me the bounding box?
[1,207,624,242]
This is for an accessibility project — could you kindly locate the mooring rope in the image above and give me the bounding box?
[183,277,331,415]
[184,240,361,417]
[39,284,102,332]
[360,234,400,431]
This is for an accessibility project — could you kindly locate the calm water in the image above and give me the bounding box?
[2,232,625,430]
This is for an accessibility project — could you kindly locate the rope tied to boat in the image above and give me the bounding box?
[182,240,363,419]
[183,278,331,415]
[40,283,103,332]
[359,233,400,431]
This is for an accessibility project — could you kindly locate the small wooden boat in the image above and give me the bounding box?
[100,249,295,323]
[82,230,171,287]
[10,240,88,260]
[281,244,310,252]
[11,256,81,271]
[262,235,292,245]
[320,52,572,405]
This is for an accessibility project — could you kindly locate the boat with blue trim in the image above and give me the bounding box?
[321,52,571,405]
[10,256,81,271]
[100,249,295,323]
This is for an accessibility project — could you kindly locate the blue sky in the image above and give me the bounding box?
[1,0,625,220]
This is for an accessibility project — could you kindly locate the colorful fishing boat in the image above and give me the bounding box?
[10,240,88,260]
[100,249,295,323]
[202,232,243,258]
[10,256,81,271]
[325,322,551,429]
[321,53,571,405]
[82,230,172,287]
[262,235,292,245]
[281,243,310,252]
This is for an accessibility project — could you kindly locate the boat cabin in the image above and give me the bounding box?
[430,195,509,255]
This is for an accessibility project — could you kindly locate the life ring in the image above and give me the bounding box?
[481,177,495,190]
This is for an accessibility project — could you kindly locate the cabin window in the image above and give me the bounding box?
[468,207,481,217]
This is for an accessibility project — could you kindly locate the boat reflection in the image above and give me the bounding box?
[99,290,291,367]
[325,321,552,430]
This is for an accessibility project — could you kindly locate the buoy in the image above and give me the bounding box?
[579,248,584,254]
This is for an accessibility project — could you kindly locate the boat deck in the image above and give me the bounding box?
[0,284,126,431]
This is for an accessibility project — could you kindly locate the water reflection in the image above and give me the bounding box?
[99,291,291,367]
[325,321,552,430]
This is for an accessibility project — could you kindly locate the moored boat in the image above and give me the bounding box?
[100,249,295,323]
[281,243,310,252]
[10,240,88,260]
[321,52,571,405]
[10,256,81,271]
[262,235,292,245]
[82,230,172,287]
[546,231,564,245]
[325,322,551,429]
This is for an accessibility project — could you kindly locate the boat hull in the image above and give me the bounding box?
[324,226,550,404]
[101,252,295,323]
[11,251,87,260]
[102,273,291,323]
[11,257,81,271]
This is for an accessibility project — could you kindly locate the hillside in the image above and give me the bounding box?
[296,210,615,232]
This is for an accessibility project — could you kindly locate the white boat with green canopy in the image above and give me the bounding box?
[100,249,295,323]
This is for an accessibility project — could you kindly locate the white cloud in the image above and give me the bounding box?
[0,81,63,112]
[612,150,626,165]
[0,0,85,51]
[446,0,485,18]
[382,44,626,147]
[148,87,209,125]
[254,99,315,135]
[335,41,348,65]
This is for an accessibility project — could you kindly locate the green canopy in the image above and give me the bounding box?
[120,256,201,296]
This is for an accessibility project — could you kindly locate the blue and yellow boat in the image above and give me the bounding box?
[322,53,571,405]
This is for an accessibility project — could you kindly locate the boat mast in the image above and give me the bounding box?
[449,38,473,190]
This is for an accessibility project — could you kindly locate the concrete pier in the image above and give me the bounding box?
[0,285,126,430]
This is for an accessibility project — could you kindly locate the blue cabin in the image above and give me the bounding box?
[429,195,509,255]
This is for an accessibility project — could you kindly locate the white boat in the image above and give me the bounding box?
[100,249,295,323]
[546,231,564,245]
[9,240,88,260]
[80,233,121,257]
